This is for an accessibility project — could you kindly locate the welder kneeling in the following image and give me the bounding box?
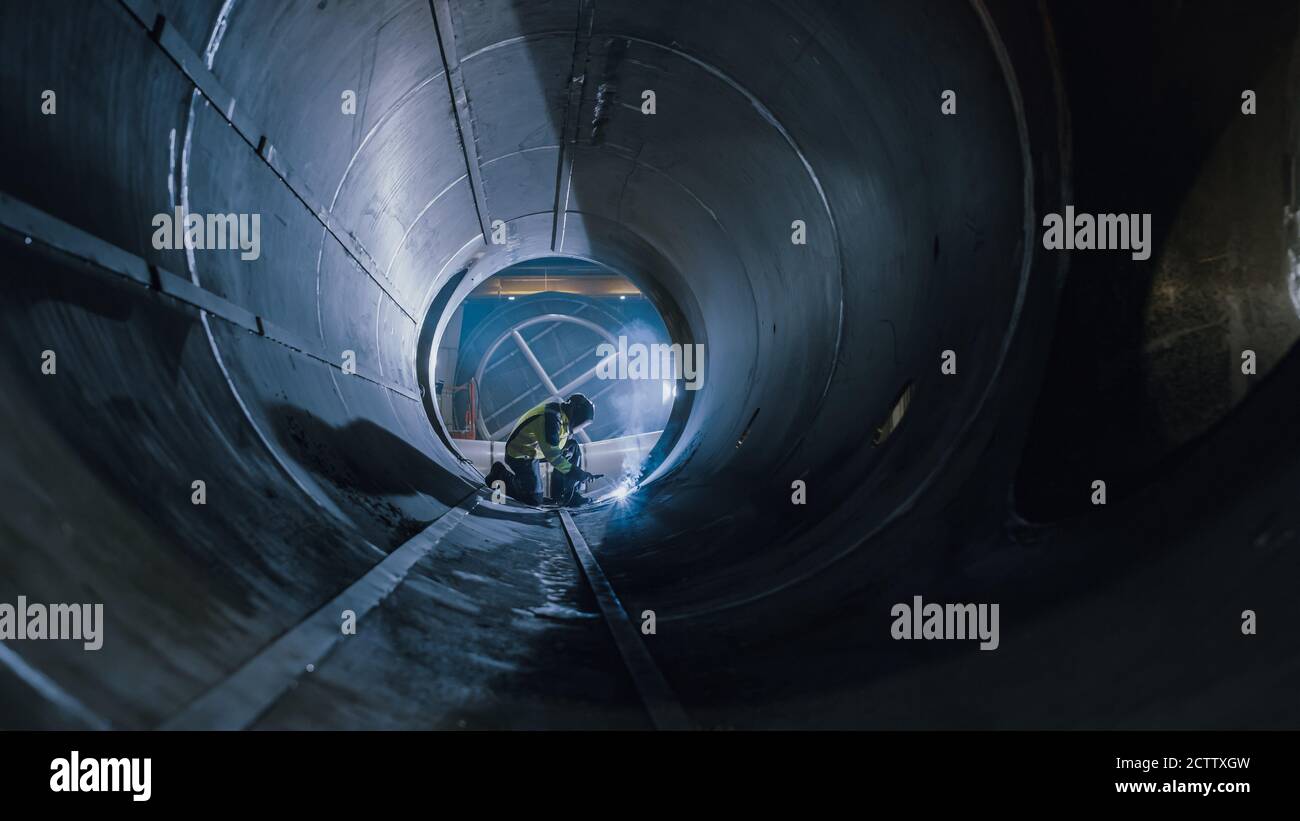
[485,393,602,506]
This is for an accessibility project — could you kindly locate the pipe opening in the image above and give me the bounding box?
[421,255,695,500]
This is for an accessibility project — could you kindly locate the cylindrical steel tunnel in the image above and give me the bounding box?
[2,0,1299,730]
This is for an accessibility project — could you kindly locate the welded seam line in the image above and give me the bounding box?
[429,0,492,241]
[0,643,111,730]
[556,509,692,730]
[0,190,419,400]
[551,0,596,251]
[113,0,418,322]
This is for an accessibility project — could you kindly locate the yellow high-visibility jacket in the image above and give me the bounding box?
[504,401,574,473]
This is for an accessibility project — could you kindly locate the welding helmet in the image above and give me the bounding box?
[565,393,595,430]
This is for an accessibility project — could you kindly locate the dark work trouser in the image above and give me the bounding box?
[504,455,540,504]
[503,440,583,505]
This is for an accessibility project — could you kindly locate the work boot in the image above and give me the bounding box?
[484,461,509,489]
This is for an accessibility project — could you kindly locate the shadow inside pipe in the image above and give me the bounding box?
[266,403,473,539]
[1015,0,1300,521]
